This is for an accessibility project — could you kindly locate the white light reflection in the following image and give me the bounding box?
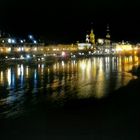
[33,69,37,90]
[7,68,11,86]
[41,64,44,74]
[34,69,37,79]
[80,60,86,71]
[17,65,24,86]
[62,61,65,67]
[20,65,24,85]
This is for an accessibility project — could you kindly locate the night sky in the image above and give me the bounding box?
[0,0,140,43]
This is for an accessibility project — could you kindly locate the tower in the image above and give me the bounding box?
[86,34,89,43]
[89,29,95,44]
[104,24,112,54]
[105,24,111,45]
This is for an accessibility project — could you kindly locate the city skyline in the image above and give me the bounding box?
[1,1,140,139]
[0,0,140,42]
[0,24,139,44]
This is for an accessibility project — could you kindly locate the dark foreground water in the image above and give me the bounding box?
[0,56,140,140]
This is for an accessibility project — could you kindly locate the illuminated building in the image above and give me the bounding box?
[97,39,104,45]
[86,34,89,43]
[115,42,133,55]
[104,25,112,54]
[105,24,111,45]
[77,43,91,50]
[0,27,140,59]
[89,29,95,45]
[77,28,95,51]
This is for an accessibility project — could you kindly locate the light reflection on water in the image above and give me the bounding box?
[0,56,139,118]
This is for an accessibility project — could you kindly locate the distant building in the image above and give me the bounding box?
[86,35,89,43]
[77,43,91,50]
[89,29,95,45]
[97,39,104,45]
[105,25,111,45]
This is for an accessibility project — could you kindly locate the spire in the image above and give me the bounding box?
[106,24,110,32]
[106,24,110,39]
[89,28,95,44]
[91,29,94,34]
[86,34,89,43]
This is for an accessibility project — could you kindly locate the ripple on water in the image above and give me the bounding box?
[0,57,139,118]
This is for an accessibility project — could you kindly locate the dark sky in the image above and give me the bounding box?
[0,0,140,43]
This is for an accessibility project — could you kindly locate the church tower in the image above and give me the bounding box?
[89,29,95,45]
[105,24,111,45]
[86,34,89,43]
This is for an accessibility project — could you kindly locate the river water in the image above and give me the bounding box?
[0,56,139,118]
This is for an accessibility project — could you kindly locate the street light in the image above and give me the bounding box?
[12,39,16,44]
[28,35,33,39]
[8,38,12,43]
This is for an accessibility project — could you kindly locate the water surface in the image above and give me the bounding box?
[0,56,139,118]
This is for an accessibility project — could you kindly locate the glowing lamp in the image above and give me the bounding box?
[62,51,66,57]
